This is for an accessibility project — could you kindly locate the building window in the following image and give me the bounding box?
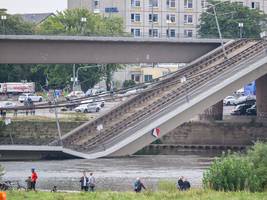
[167,0,176,8]
[131,0,141,7]
[149,0,159,7]
[166,14,175,23]
[184,14,193,24]
[251,2,260,9]
[184,0,193,8]
[131,13,141,22]
[184,29,193,38]
[131,28,141,37]
[144,75,153,82]
[167,29,176,37]
[149,29,159,37]
[131,74,141,82]
[149,13,159,22]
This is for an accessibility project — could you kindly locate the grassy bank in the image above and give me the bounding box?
[6,190,267,200]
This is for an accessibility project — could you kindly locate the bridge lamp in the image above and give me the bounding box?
[238,22,244,39]
[80,17,87,35]
[1,15,7,35]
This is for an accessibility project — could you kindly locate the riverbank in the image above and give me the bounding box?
[6,190,267,200]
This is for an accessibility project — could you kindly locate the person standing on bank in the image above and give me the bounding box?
[177,176,184,190]
[88,172,96,192]
[80,171,89,191]
[31,168,38,191]
[183,178,191,191]
[134,177,146,193]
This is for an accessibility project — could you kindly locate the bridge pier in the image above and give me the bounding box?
[256,74,267,118]
[199,100,223,121]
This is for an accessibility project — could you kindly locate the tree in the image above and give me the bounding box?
[36,8,124,37]
[35,9,125,90]
[0,9,34,35]
[198,0,267,38]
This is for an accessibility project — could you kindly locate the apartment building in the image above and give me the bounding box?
[68,0,203,38]
[68,0,267,38]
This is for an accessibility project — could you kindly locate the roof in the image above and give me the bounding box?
[18,13,54,24]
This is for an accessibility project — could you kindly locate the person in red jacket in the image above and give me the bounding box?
[31,168,38,191]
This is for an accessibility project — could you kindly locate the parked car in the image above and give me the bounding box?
[231,104,252,115]
[235,95,256,105]
[66,90,85,100]
[18,93,43,103]
[0,101,17,109]
[246,104,257,116]
[223,96,237,105]
[85,88,106,96]
[87,102,101,113]
[74,104,89,113]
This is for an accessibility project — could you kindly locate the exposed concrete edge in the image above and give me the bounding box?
[0,35,230,44]
[0,145,63,151]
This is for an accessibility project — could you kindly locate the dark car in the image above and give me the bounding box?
[231,104,252,115]
[246,104,257,115]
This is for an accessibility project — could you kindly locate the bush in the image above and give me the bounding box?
[247,142,267,190]
[203,143,267,192]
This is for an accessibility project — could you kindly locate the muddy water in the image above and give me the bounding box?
[0,154,215,191]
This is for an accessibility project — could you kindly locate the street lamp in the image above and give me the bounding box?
[72,64,103,91]
[238,22,244,39]
[166,20,171,38]
[80,17,87,35]
[1,15,7,34]
[205,1,230,59]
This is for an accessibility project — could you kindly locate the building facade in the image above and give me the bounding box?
[68,0,203,38]
[68,0,267,38]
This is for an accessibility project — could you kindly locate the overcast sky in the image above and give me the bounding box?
[0,0,67,14]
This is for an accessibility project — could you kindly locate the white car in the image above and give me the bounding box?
[74,104,89,113]
[87,102,101,113]
[235,95,256,105]
[66,91,85,99]
[18,93,43,103]
[0,101,17,109]
[223,96,237,106]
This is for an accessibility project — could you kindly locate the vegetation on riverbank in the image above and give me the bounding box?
[6,190,267,200]
[203,142,267,192]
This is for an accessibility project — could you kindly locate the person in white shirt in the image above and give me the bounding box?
[88,172,96,192]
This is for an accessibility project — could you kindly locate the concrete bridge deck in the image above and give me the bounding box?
[0,35,229,64]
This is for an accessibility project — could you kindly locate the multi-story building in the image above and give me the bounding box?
[68,0,203,38]
[68,0,267,38]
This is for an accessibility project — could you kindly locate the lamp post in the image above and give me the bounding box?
[1,15,7,34]
[80,17,87,35]
[238,22,244,39]
[205,1,230,59]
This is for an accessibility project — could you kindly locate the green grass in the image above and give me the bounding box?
[6,190,267,200]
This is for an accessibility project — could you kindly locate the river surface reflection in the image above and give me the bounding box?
[0,154,217,191]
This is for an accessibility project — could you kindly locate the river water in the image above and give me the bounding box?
[0,154,216,191]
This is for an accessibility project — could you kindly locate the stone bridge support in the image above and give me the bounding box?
[256,74,267,118]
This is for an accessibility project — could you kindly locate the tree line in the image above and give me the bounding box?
[0,8,124,91]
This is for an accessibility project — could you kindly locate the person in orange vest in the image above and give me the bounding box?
[0,191,6,200]
[31,168,38,191]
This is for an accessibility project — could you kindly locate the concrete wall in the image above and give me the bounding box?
[0,121,84,145]
[1,120,266,147]
[160,121,267,146]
